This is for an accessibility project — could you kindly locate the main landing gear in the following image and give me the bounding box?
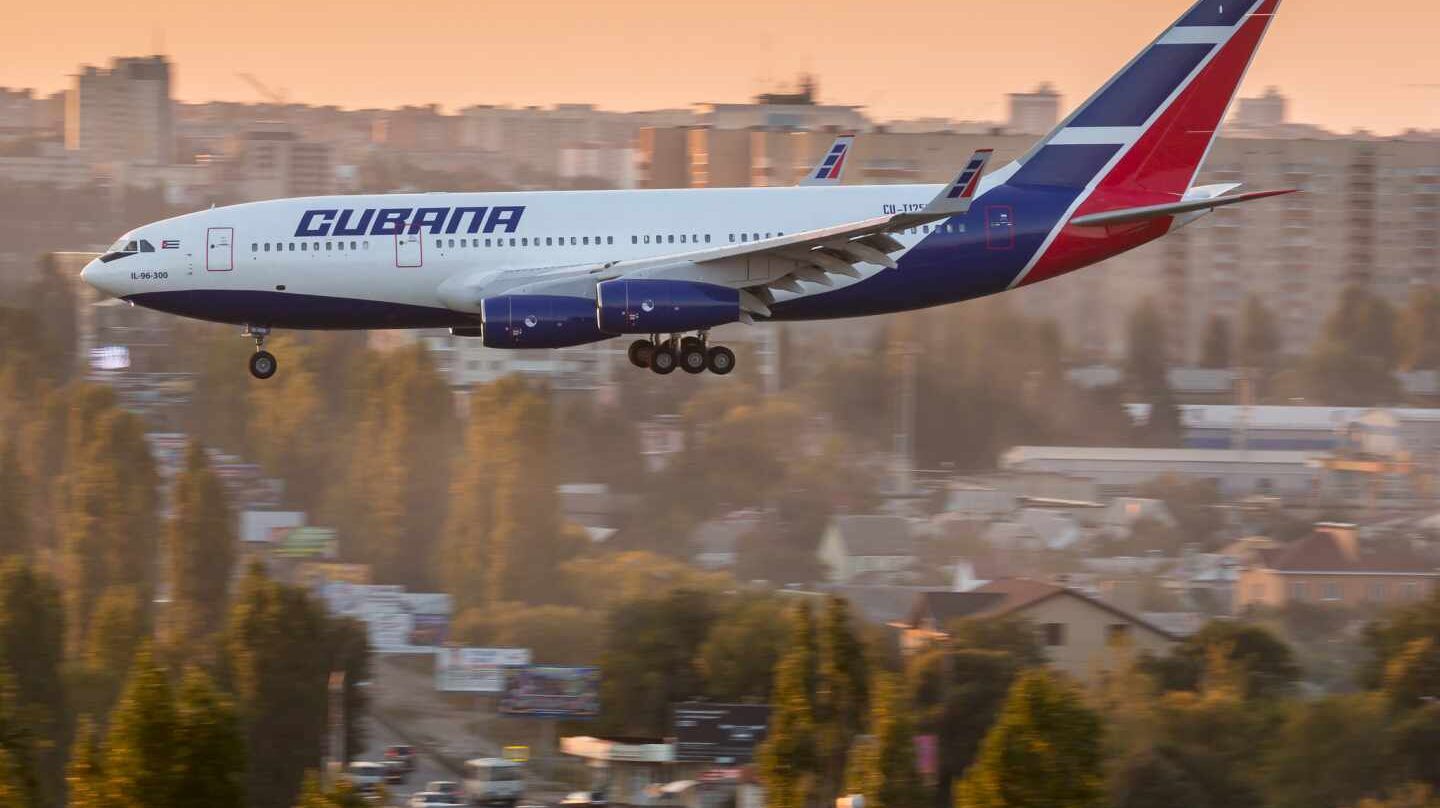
[245,326,277,380]
[628,333,735,376]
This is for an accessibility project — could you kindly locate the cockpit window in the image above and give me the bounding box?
[99,238,142,263]
[139,240,155,253]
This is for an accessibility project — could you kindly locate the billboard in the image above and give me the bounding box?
[671,702,770,763]
[500,666,600,718]
[435,647,533,693]
[270,526,339,559]
[325,587,452,654]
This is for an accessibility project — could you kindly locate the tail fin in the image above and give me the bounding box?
[1000,0,1281,196]
[798,134,856,186]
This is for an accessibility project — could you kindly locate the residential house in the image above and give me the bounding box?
[1099,498,1177,539]
[690,510,762,570]
[1236,523,1440,608]
[893,578,1178,683]
[817,515,917,584]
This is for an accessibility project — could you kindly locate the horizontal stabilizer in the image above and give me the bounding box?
[1069,188,1296,227]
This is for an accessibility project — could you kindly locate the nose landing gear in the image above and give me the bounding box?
[627,333,735,377]
[245,326,277,380]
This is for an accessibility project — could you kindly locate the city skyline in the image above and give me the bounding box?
[6,0,1440,134]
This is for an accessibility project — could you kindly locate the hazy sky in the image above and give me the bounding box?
[5,0,1436,134]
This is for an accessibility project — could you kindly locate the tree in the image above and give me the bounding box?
[0,439,29,558]
[1398,286,1440,371]
[954,670,1106,808]
[910,648,1026,807]
[167,441,235,642]
[293,771,370,807]
[1127,298,1170,395]
[1238,295,1282,374]
[758,604,820,808]
[598,589,716,737]
[226,565,335,808]
[172,666,245,808]
[1200,315,1233,369]
[698,596,790,703]
[1392,703,1440,790]
[103,645,178,808]
[1263,694,1393,808]
[1303,286,1401,405]
[846,673,925,808]
[0,559,66,802]
[1140,621,1300,700]
[816,596,871,803]
[64,717,106,808]
[1112,749,1207,808]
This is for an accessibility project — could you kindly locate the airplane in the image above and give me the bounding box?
[82,0,1290,381]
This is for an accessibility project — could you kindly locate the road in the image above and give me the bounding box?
[355,715,463,805]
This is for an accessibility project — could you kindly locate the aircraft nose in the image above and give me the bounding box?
[81,258,119,298]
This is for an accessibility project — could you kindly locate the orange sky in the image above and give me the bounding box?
[5,0,1437,134]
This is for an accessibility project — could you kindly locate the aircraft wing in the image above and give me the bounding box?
[797,134,856,186]
[447,150,996,316]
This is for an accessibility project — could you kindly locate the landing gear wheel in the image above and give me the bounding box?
[649,343,678,375]
[249,350,278,380]
[628,339,655,369]
[680,343,708,374]
[706,346,736,375]
[681,335,704,352]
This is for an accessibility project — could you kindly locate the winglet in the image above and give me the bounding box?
[923,148,994,214]
[799,134,856,186]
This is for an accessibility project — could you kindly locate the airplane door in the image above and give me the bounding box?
[985,206,1014,251]
[206,227,234,271]
[396,231,423,268]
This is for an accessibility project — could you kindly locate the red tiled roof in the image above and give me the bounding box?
[900,578,1179,640]
[1257,532,1437,574]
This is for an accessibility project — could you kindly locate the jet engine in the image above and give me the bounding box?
[479,295,609,349]
[596,279,740,334]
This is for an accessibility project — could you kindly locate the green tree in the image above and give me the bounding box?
[598,589,716,736]
[1263,694,1393,808]
[1140,621,1299,700]
[698,596,790,703]
[758,604,820,808]
[1303,286,1401,405]
[1200,315,1233,369]
[103,645,178,808]
[0,439,30,558]
[172,666,245,808]
[1111,749,1207,808]
[293,772,369,807]
[910,647,1027,807]
[954,670,1106,808]
[168,442,235,641]
[1391,703,1440,790]
[0,559,66,803]
[227,566,334,808]
[846,673,925,808]
[1238,295,1282,374]
[1398,286,1440,371]
[1127,298,1170,394]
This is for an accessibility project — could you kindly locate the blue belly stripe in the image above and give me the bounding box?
[126,289,476,330]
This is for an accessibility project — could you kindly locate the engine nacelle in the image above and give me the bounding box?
[480,295,609,349]
[596,279,740,335]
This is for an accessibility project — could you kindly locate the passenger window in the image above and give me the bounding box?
[522,238,529,246]
[643,235,650,244]
[301,242,308,251]
[545,237,553,246]
[435,239,443,248]
[607,236,613,244]
[633,236,639,244]
[765,232,772,239]
[337,241,345,250]
[570,237,577,246]
[363,241,370,249]
[263,243,271,252]
[351,241,358,250]
[288,243,295,251]
[741,233,748,242]
[705,235,711,243]
[509,238,516,247]
[326,242,333,251]
[251,243,258,252]
[753,232,760,241]
[583,237,590,245]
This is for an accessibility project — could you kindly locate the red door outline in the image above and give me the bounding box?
[986,206,1015,251]
[206,227,234,271]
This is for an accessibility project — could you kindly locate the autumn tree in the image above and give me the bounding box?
[758,603,820,808]
[955,670,1106,808]
[1200,315,1233,369]
[846,673,925,808]
[168,441,236,642]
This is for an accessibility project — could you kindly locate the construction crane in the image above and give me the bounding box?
[236,73,289,105]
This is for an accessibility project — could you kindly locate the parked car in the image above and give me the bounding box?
[385,744,417,773]
[409,792,464,808]
[383,759,408,785]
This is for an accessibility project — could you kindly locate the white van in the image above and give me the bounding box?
[345,761,386,790]
[463,758,525,807]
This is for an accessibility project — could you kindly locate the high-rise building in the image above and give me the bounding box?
[1233,87,1288,130]
[1007,84,1061,136]
[66,55,174,165]
[223,123,334,201]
